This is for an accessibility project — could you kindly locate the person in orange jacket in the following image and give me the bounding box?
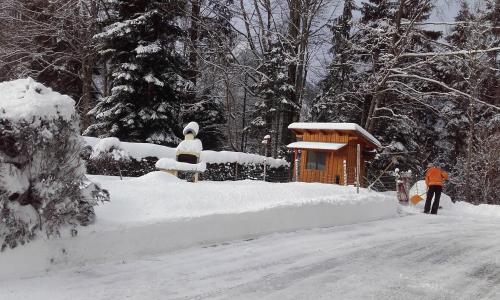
[424,162,449,214]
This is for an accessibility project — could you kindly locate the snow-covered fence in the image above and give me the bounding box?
[82,137,290,181]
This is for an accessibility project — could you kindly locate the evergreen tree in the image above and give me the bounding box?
[250,44,295,157]
[85,0,190,146]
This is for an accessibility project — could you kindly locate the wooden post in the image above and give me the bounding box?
[343,159,347,186]
[294,149,299,182]
[356,144,360,193]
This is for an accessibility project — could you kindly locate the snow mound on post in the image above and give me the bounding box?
[0,78,75,123]
[183,121,199,136]
[89,137,129,160]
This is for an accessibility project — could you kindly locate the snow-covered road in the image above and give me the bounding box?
[2,213,500,300]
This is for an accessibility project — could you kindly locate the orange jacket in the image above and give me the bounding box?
[425,167,449,186]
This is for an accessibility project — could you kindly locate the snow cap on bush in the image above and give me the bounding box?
[0,77,75,124]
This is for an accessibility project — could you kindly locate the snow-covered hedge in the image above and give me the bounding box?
[83,136,290,181]
[0,78,108,250]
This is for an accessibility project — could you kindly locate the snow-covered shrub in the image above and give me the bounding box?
[0,78,109,250]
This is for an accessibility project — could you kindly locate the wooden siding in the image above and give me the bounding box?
[301,131,349,143]
[300,150,347,184]
[294,130,369,186]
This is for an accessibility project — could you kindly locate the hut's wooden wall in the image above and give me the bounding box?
[299,150,347,184]
[296,130,367,186]
[301,131,349,143]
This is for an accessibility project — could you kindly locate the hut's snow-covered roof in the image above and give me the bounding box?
[287,141,347,151]
[288,122,381,148]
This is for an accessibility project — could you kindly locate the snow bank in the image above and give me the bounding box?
[84,136,288,168]
[0,78,75,123]
[0,173,397,279]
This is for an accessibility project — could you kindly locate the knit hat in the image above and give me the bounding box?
[427,162,434,168]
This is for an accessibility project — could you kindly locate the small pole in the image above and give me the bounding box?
[262,135,270,182]
[295,150,300,182]
[343,159,347,186]
[263,155,267,182]
[356,144,360,193]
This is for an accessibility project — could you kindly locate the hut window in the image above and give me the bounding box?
[306,151,326,170]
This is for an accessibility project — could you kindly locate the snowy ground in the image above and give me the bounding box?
[0,172,396,280]
[2,173,499,299]
[1,213,500,300]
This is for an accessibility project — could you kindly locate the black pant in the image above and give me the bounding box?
[424,185,442,214]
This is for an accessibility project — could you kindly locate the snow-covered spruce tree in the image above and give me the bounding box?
[86,0,190,146]
[0,78,109,251]
[250,44,295,158]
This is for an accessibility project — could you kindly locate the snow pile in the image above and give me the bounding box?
[0,173,396,279]
[155,158,206,172]
[83,136,288,168]
[0,78,75,123]
[409,180,453,209]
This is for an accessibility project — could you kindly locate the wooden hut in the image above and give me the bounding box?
[287,123,381,186]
